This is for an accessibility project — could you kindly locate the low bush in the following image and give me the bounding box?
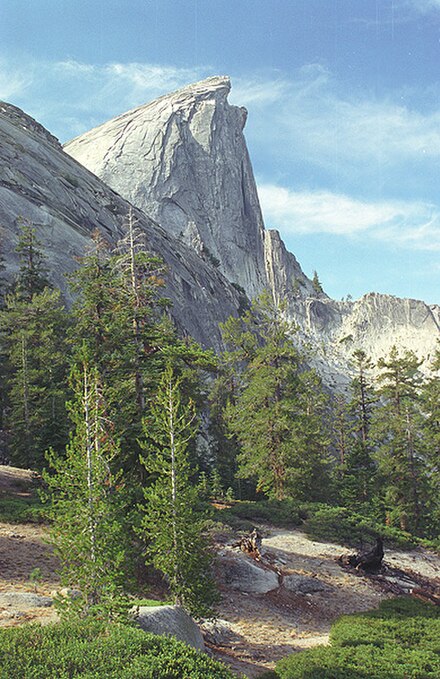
[215,500,303,529]
[0,495,47,523]
[275,597,440,679]
[0,619,235,678]
[303,506,418,550]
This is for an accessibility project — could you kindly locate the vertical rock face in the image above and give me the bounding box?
[64,76,269,298]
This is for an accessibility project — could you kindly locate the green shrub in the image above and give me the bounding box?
[303,506,417,550]
[215,500,303,529]
[0,495,47,523]
[275,598,440,679]
[0,619,235,678]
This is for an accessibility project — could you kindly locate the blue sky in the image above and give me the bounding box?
[1,0,439,304]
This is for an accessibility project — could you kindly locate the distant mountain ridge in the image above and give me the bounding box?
[1,78,438,387]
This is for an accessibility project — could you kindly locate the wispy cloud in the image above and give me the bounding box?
[258,183,440,250]
[0,57,208,140]
[405,0,440,13]
[236,66,440,181]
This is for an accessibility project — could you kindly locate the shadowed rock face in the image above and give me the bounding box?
[0,100,242,350]
[2,81,439,386]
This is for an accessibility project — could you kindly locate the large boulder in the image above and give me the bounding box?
[135,605,205,651]
[218,551,279,594]
[283,574,332,595]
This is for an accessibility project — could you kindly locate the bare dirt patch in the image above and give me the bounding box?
[210,526,440,677]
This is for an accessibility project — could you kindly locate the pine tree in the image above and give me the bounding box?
[312,270,324,295]
[14,219,50,300]
[339,349,377,505]
[372,346,427,532]
[44,358,128,621]
[0,225,69,468]
[140,364,217,618]
[222,291,330,501]
[419,347,440,534]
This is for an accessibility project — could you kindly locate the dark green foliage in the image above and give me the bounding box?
[312,270,324,295]
[14,219,50,300]
[43,360,129,622]
[0,494,46,523]
[216,499,304,529]
[221,291,331,501]
[303,505,417,550]
[0,287,70,468]
[140,364,218,619]
[275,598,440,679]
[372,346,428,533]
[0,620,235,679]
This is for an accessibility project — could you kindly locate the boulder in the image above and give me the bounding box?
[283,574,332,595]
[219,552,279,594]
[0,592,53,608]
[135,605,205,651]
[199,618,241,647]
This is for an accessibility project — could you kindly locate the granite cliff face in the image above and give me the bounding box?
[0,100,242,349]
[64,76,440,383]
[1,79,439,386]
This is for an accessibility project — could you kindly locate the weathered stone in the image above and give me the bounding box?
[135,605,205,651]
[199,618,241,647]
[283,574,332,595]
[218,552,279,594]
[0,592,53,608]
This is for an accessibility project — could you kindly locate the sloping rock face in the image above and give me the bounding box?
[0,101,243,350]
[64,76,270,299]
[135,605,205,651]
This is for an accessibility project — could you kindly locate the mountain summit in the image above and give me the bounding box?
[64,76,314,301]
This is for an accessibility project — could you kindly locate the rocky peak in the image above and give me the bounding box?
[64,76,270,298]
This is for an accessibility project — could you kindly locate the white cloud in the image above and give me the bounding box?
[258,183,440,250]
[0,56,208,140]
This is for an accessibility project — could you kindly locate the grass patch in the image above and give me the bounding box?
[0,619,235,678]
[0,494,47,523]
[275,597,440,679]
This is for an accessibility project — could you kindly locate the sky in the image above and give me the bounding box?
[0,0,439,304]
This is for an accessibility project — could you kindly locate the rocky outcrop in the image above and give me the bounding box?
[135,605,205,651]
[217,550,280,594]
[0,100,243,350]
[65,76,268,299]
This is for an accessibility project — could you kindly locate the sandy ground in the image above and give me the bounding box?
[0,465,439,677]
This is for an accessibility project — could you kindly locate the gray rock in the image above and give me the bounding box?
[135,605,205,651]
[0,592,53,608]
[199,619,240,646]
[283,574,332,595]
[218,552,279,594]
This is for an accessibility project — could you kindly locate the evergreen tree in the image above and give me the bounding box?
[419,347,440,534]
[222,291,330,501]
[0,288,70,467]
[140,364,217,618]
[0,225,69,468]
[44,358,128,621]
[312,270,324,295]
[372,346,427,532]
[14,219,50,300]
[339,349,377,505]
